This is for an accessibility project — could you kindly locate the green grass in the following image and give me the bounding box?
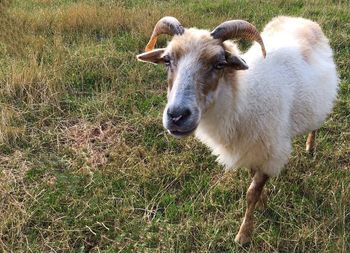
[0,0,349,252]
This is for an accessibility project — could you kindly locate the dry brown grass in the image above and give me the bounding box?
[13,3,127,34]
[1,58,60,104]
[0,151,32,250]
[0,1,193,109]
[61,120,124,170]
[0,105,25,143]
[10,1,193,38]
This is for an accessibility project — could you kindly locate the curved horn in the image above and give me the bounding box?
[145,16,185,52]
[211,20,266,58]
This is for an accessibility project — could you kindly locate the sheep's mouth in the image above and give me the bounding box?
[168,126,197,138]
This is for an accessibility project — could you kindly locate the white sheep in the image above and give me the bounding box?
[137,16,338,244]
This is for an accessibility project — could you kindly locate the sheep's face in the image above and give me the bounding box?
[137,29,248,137]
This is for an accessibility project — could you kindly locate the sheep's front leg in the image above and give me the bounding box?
[235,171,269,245]
[250,169,267,209]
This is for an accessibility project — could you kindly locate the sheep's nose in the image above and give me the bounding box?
[167,107,192,125]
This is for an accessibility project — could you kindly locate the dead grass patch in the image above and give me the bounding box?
[61,120,125,170]
[0,150,32,251]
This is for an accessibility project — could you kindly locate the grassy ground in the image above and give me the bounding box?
[0,0,349,252]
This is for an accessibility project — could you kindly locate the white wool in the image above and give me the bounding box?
[195,17,338,176]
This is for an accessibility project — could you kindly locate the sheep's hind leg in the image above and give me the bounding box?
[306,130,316,154]
[235,171,269,245]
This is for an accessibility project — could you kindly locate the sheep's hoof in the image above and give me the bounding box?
[234,232,251,245]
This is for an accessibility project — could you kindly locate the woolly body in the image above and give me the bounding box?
[194,16,338,176]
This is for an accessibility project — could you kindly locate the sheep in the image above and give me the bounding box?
[136,16,338,244]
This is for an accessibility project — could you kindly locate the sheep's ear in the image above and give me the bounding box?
[136,48,165,64]
[225,52,249,70]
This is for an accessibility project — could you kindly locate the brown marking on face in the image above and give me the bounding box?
[168,30,224,96]
[198,44,227,96]
[200,67,223,96]
[166,29,234,95]
[163,28,244,108]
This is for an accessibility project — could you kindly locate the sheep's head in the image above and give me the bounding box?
[137,17,265,137]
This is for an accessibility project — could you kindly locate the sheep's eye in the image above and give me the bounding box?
[163,56,171,67]
[214,61,227,70]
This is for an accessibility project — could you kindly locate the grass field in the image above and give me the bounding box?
[0,0,349,252]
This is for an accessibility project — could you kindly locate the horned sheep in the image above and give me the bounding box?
[137,16,338,244]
